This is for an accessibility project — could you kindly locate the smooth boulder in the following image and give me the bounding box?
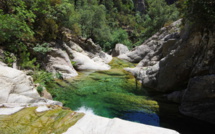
[45,47,78,78]
[62,40,112,71]
[0,65,40,103]
[112,43,129,57]
[63,114,179,134]
[0,65,62,106]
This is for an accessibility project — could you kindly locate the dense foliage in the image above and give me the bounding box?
[179,0,215,25]
[5,0,215,70]
[1,0,214,106]
[0,0,179,51]
[0,0,181,93]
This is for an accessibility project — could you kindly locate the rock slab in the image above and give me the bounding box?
[63,114,179,134]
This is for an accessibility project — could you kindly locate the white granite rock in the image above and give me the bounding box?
[45,48,78,78]
[0,107,24,115]
[36,105,50,112]
[0,65,40,103]
[63,114,179,134]
[62,41,112,71]
[112,43,129,57]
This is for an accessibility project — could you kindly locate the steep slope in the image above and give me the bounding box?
[120,20,215,124]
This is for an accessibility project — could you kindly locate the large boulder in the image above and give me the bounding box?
[119,19,181,65]
[62,39,112,71]
[60,28,112,71]
[122,19,182,91]
[45,47,78,78]
[139,27,215,92]
[63,114,179,134]
[0,65,62,106]
[0,65,40,103]
[124,20,215,123]
[112,43,129,57]
[180,75,215,124]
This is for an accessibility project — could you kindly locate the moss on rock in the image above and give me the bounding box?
[0,106,84,134]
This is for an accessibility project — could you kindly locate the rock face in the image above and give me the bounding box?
[63,114,179,134]
[43,36,112,78]
[0,65,62,106]
[45,47,78,79]
[0,65,40,103]
[121,19,182,91]
[121,19,215,123]
[119,19,181,65]
[62,38,112,71]
[180,75,215,124]
[112,43,129,57]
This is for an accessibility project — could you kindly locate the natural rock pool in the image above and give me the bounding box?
[48,58,214,134]
[49,58,159,125]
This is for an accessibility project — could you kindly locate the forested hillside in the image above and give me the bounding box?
[0,0,179,67]
[1,1,215,133]
[1,0,214,86]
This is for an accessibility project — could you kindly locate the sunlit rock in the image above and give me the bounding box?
[63,114,179,134]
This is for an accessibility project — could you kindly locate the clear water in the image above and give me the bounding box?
[48,58,215,134]
[49,58,160,126]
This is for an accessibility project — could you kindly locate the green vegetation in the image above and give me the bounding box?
[33,43,51,54]
[179,0,215,25]
[0,0,179,54]
[140,0,179,41]
[0,0,180,88]
[1,0,213,66]
[32,71,55,88]
[0,107,84,134]
[44,58,159,119]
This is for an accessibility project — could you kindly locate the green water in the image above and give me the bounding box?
[48,58,159,125]
[47,58,215,134]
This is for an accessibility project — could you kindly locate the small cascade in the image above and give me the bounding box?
[75,106,95,115]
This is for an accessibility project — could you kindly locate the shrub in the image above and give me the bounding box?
[33,43,52,54]
[32,71,54,87]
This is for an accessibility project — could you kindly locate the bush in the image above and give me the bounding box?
[33,43,52,54]
[2,51,16,67]
[32,71,54,87]
[37,85,44,94]
[101,28,132,51]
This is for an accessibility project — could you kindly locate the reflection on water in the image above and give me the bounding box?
[120,112,160,126]
[49,58,215,134]
[50,58,160,126]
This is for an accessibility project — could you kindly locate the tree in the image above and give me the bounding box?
[182,0,215,25]
[0,0,35,43]
[140,0,179,40]
[69,4,111,43]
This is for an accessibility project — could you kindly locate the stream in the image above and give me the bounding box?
[48,58,214,134]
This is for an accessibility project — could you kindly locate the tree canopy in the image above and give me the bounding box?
[0,0,180,50]
[181,0,215,25]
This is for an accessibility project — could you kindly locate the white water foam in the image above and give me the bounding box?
[75,106,95,115]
